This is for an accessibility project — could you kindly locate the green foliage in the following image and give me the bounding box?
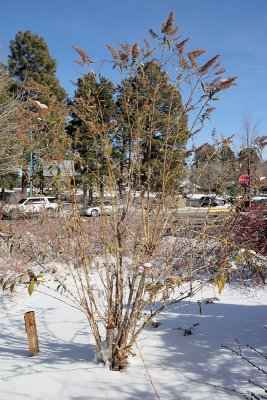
[0,65,24,177]
[238,147,261,165]
[218,139,236,163]
[194,142,217,167]
[0,173,20,189]
[7,31,68,194]
[67,73,116,193]
[9,283,15,294]
[115,61,189,192]
[191,135,238,194]
[8,30,66,102]
[214,272,226,294]
[1,268,44,297]
[28,281,35,295]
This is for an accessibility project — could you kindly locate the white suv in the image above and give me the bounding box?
[2,196,59,219]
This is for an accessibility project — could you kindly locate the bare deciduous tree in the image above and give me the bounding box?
[238,113,267,195]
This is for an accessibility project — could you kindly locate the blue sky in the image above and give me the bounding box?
[0,0,267,157]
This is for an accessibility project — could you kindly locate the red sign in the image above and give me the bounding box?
[239,175,250,188]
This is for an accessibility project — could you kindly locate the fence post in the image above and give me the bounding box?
[24,311,39,356]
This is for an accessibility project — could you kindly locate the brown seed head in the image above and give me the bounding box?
[217,76,237,90]
[180,57,190,69]
[72,45,93,65]
[190,49,207,57]
[161,10,175,35]
[187,52,198,69]
[143,50,153,58]
[106,44,118,59]
[118,50,128,64]
[120,42,132,55]
[132,43,140,60]
[199,55,220,74]
[176,38,190,55]
[206,107,216,113]
[165,276,177,286]
[149,29,158,38]
[143,38,150,50]
[213,62,221,70]
[215,68,226,75]
[254,136,267,148]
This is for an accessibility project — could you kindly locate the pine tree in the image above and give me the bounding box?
[115,61,188,193]
[8,30,66,102]
[67,72,115,203]
[193,143,216,167]
[192,139,238,194]
[217,138,236,163]
[7,31,67,195]
[0,66,22,187]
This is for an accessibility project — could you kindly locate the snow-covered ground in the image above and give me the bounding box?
[1,284,266,400]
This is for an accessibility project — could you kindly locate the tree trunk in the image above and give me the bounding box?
[21,169,28,197]
[99,179,104,198]
[88,187,93,204]
[82,184,88,207]
[39,170,44,194]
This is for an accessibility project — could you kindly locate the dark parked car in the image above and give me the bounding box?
[199,196,225,207]
[236,196,267,212]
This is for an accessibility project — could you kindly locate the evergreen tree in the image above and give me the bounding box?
[0,66,22,187]
[217,137,236,163]
[193,142,216,167]
[7,31,67,195]
[67,72,115,203]
[192,139,238,194]
[8,30,66,102]
[115,61,188,192]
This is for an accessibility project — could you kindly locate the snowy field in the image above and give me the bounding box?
[1,284,266,400]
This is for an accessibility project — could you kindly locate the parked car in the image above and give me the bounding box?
[199,196,225,207]
[236,196,267,212]
[2,196,59,219]
[251,196,267,204]
[81,200,121,217]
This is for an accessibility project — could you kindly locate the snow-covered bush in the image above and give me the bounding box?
[229,203,267,255]
[0,11,237,370]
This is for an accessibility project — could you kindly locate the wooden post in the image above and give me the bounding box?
[24,311,39,356]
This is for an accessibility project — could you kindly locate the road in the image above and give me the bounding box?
[170,205,232,230]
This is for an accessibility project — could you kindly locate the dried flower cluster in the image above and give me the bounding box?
[72,45,94,65]
[161,10,177,35]
[199,55,220,74]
